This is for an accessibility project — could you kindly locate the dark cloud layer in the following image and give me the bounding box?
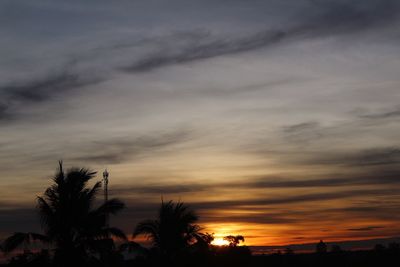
[113,184,207,195]
[121,30,287,73]
[121,0,400,73]
[110,166,400,197]
[0,72,102,122]
[189,188,400,210]
[111,187,400,228]
[1,0,399,124]
[303,147,400,167]
[347,226,385,232]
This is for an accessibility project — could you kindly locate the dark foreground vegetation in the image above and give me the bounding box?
[1,163,399,267]
[252,248,400,267]
[2,245,400,267]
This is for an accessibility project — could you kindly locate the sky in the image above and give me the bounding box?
[1,0,400,247]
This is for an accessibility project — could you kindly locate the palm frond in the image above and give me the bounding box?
[87,181,102,203]
[133,220,159,239]
[37,196,54,231]
[95,198,125,216]
[97,227,127,241]
[2,232,48,253]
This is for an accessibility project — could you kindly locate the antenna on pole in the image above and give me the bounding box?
[103,169,109,226]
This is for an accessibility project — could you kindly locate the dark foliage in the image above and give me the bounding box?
[2,162,126,266]
[132,200,203,266]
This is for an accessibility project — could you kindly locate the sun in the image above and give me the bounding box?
[211,237,230,246]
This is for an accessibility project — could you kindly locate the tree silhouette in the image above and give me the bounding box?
[2,162,126,266]
[316,240,327,254]
[331,245,343,253]
[133,200,202,262]
[374,244,386,251]
[223,235,245,247]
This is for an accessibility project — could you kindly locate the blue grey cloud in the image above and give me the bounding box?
[121,0,400,72]
[0,71,103,122]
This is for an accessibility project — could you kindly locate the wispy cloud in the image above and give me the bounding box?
[72,129,191,164]
[113,184,207,195]
[120,30,287,73]
[303,147,400,167]
[112,169,400,197]
[2,0,399,124]
[206,188,396,207]
[120,0,400,73]
[348,226,385,231]
[359,106,400,120]
[283,122,320,134]
[0,71,103,122]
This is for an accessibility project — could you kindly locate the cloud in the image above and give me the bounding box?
[120,30,286,73]
[200,212,297,225]
[113,184,207,195]
[2,0,398,125]
[241,172,400,189]
[110,168,400,197]
[281,121,324,143]
[188,188,399,211]
[2,72,101,104]
[306,147,400,167]
[2,186,399,241]
[0,71,103,122]
[348,226,385,231]
[300,0,400,37]
[248,142,400,169]
[120,0,400,73]
[359,106,400,120]
[112,187,400,229]
[72,129,191,164]
[283,122,320,134]
[0,104,15,122]
[1,0,400,245]
[350,147,400,166]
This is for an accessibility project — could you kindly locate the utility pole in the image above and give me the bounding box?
[103,169,109,226]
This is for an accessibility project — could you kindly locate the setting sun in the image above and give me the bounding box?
[211,238,230,246]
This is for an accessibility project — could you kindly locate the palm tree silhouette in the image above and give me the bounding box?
[133,200,202,262]
[2,162,126,266]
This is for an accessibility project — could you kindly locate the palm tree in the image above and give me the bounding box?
[133,201,201,261]
[2,162,126,266]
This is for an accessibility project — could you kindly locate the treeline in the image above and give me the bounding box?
[0,163,250,267]
[251,247,400,267]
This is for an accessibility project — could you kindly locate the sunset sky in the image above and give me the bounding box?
[1,0,400,247]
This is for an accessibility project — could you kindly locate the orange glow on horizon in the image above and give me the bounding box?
[203,219,400,247]
[211,237,230,246]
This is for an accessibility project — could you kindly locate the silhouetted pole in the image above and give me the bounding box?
[103,169,109,227]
